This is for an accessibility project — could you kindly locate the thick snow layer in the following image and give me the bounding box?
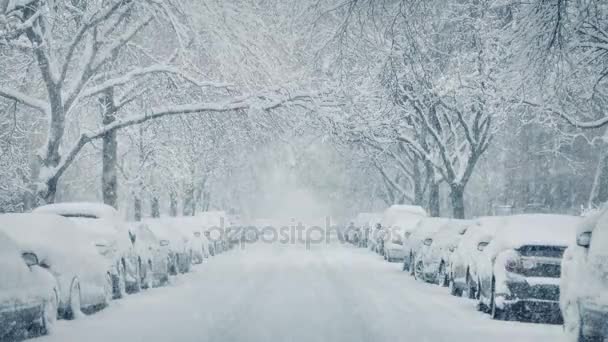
[484,214,580,259]
[196,211,228,228]
[424,219,475,266]
[144,218,191,254]
[36,242,562,342]
[404,217,451,257]
[380,204,427,228]
[33,202,121,222]
[0,213,109,308]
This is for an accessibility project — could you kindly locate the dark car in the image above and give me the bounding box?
[476,214,579,322]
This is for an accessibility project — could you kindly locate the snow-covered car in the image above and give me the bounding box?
[129,222,170,287]
[198,211,229,255]
[405,217,450,276]
[476,214,579,321]
[0,230,58,340]
[561,206,608,342]
[448,216,501,298]
[415,219,473,286]
[170,216,208,264]
[383,228,406,262]
[146,218,192,274]
[354,212,382,248]
[33,202,141,297]
[0,213,113,320]
[380,205,427,262]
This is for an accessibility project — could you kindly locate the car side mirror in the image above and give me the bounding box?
[22,252,39,267]
[577,232,592,248]
[477,242,489,252]
[423,238,432,246]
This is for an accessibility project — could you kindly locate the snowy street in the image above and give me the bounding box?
[35,241,562,342]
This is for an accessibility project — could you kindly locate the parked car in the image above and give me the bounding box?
[448,217,501,298]
[476,214,579,321]
[561,206,608,342]
[405,217,450,276]
[146,218,192,274]
[383,227,406,262]
[34,202,141,297]
[129,222,170,287]
[0,230,58,340]
[197,211,229,255]
[171,217,206,264]
[380,205,427,262]
[415,219,473,286]
[0,213,112,319]
[354,212,382,248]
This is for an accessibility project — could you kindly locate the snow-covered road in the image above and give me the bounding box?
[35,241,563,342]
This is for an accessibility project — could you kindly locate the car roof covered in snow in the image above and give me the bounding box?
[34,202,121,222]
[430,219,476,247]
[411,217,451,238]
[486,214,580,256]
[196,211,228,228]
[0,213,108,281]
[144,218,191,249]
[381,205,427,230]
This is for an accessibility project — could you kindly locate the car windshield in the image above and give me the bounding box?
[1,0,604,341]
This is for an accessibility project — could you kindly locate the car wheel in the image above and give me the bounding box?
[104,273,113,305]
[409,257,415,276]
[131,259,142,293]
[117,263,127,298]
[463,271,477,299]
[144,260,154,289]
[68,278,82,319]
[414,260,424,280]
[490,278,508,320]
[449,277,462,296]
[41,289,58,334]
[437,262,448,287]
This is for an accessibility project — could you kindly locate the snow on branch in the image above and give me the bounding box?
[0,87,49,113]
[39,91,315,188]
[80,65,232,99]
[523,100,608,129]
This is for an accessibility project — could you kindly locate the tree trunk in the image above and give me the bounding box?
[134,196,142,221]
[413,159,424,206]
[425,161,440,217]
[589,149,608,207]
[450,185,465,219]
[151,197,160,218]
[428,182,440,217]
[101,89,118,208]
[183,186,195,216]
[169,191,178,217]
[202,191,211,211]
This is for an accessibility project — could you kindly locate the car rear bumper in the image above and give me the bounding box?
[580,300,608,338]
